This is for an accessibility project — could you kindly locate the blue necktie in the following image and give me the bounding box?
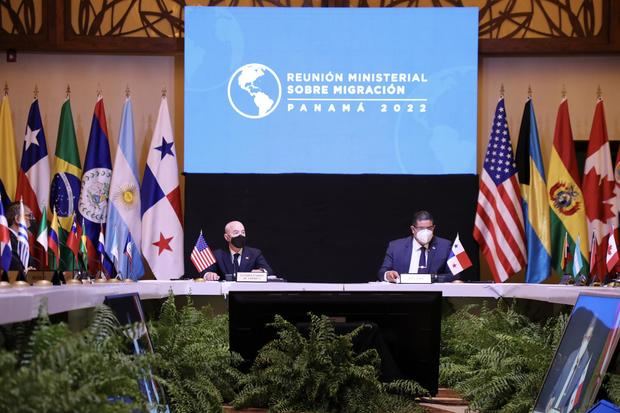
[233,253,240,275]
[418,247,427,273]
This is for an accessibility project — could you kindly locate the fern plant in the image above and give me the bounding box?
[233,313,426,413]
[440,300,569,413]
[149,293,244,413]
[0,305,153,413]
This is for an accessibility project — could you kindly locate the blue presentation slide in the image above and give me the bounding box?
[185,7,478,174]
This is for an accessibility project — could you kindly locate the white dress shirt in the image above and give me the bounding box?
[408,237,428,273]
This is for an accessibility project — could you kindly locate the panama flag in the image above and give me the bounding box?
[0,195,11,272]
[583,99,618,282]
[0,94,18,211]
[79,97,112,272]
[105,97,144,280]
[141,96,184,279]
[50,98,82,271]
[16,99,50,222]
[447,233,473,275]
[48,208,60,270]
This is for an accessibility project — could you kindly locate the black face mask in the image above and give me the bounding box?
[231,235,246,249]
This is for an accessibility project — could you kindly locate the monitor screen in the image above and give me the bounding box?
[228,291,442,395]
[184,7,478,175]
[534,294,620,413]
[104,293,169,412]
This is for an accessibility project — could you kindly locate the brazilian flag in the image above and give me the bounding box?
[50,99,82,271]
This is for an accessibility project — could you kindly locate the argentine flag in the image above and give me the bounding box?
[105,98,144,280]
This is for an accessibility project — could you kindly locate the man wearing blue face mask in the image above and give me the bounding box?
[378,210,454,283]
[203,220,273,281]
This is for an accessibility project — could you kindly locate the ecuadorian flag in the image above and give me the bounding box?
[547,98,588,276]
[516,98,551,283]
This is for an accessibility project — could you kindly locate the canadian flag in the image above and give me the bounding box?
[607,225,619,272]
[447,233,473,275]
[583,99,618,281]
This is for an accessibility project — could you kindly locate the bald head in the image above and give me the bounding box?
[224,220,246,249]
[224,221,245,237]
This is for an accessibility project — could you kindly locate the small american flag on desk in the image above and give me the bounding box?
[191,231,216,273]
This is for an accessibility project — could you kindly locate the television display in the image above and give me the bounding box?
[185,7,478,175]
[228,291,442,395]
[104,293,169,412]
[534,294,620,413]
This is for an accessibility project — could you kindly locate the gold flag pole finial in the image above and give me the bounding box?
[527,84,532,99]
[33,84,39,99]
[96,83,102,99]
[596,85,602,100]
[561,84,566,99]
[3,81,8,96]
[499,83,505,98]
[66,84,71,99]
[125,85,131,98]
[161,86,167,98]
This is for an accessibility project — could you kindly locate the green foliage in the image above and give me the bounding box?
[604,373,620,406]
[440,300,569,413]
[0,306,152,413]
[149,293,244,413]
[233,313,426,413]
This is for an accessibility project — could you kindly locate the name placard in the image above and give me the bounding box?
[236,272,268,283]
[400,273,432,284]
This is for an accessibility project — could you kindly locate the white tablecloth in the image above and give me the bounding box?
[1,280,619,324]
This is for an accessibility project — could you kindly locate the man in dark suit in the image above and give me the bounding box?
[378,210,454,283]
[6,202,35,271]
[203,220,273,281]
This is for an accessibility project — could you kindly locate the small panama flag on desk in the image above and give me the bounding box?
[191,231,216,274]
[447,234,473,275]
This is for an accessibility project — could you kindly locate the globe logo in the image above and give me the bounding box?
[227,63,282,119]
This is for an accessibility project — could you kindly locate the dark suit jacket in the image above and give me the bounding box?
[377,236,454,282]
[9,230,24,271]
[205,246,273,279]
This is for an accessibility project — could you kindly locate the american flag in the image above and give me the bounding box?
[191,231,216,273]
[473,98,526,282]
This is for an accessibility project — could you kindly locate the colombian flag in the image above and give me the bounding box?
[547,99,588,277]
[0,95,18,210]
[48,208,60,270]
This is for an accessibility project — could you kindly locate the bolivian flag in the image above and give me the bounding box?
[547,99,588,276]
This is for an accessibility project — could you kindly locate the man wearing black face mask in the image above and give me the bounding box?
[203,220,273,281]
[6,202,36,271]
[378,210,454,283]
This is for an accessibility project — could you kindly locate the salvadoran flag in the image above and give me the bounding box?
[447,233,473,275]
[105,97,144,280]
[141,96,184,279]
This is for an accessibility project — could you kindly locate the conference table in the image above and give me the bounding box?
[1,280,620,325]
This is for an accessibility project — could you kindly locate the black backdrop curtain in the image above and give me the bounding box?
[184,173,479,283]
